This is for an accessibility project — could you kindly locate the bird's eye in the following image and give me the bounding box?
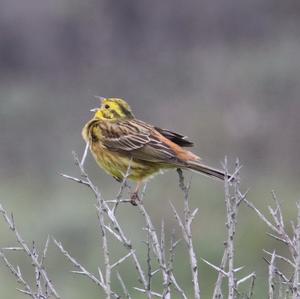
[104,104,110,109]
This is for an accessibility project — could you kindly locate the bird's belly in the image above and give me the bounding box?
[91,145,162,181]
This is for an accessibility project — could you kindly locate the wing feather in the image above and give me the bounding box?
[154,127,194,147]
[100,120,179,163]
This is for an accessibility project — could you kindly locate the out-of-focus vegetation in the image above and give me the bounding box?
[0,1,300,298]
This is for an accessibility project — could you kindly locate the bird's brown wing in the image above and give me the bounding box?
[133,119,193,147]
[100,120,180,163]
[154,127,194,147]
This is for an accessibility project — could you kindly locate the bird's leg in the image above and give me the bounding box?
[130,181,143,206]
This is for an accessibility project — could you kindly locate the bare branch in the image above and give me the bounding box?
[212,248,228,299]
[59,152,151,298]
[53,238,103,287]
[41,236,50,266]
[242,197,279,234]
[112,160,132,215]
[134,287,162,298]
[266,232,289,245]
[292,202,300,298]
[237,272,256,287]
[111,251,135,270]
[116,272,132,299]
[32,242,42,298]
[0,250,36,299]
[58,173,89,186]
[53,238,120,298]
[145,227,152,293]
[268,251,276,299]
[271,191,284,229]
[243,195,296,256]
[201,258,229,277]
[81,142,89,167]
[176,168,201,299]
[0,203,59,298]
[1,247,24,251]
[138,203,171,298]
[223,157,238,299]
[247,274,256,299]
[263,250,295,268]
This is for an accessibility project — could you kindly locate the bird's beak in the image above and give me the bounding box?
[90,108,98,112]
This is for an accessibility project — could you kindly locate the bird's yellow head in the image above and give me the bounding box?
[92,98,134,121]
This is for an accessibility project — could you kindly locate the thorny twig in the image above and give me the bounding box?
[224,158,238,299]
[112,159,132,215]
[174,168,201,299]
[0,250,36,298]
[116,271,132,299]
[138,204,171,299]
[53,238,119,298]
[292,203,300,298]
[4,146,300,298]
[3,138,300,299]
[244,187,300,296]
[97,195,112,299]
[138,199,188,298]
[144,225,152,293]
[268,251,276,299]
[0,204,59,299]
[212,248,228,299]
[80,142,89,167]
[59,150,191,298]
[203,158,257,299]
[58,151,152,298]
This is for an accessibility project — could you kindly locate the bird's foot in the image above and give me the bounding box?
[130,192,140,206]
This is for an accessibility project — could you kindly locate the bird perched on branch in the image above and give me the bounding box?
[82,97,226,205]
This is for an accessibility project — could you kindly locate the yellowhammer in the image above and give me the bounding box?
[82,97,226,205]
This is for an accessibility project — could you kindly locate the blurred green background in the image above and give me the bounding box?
[1,0,300,298]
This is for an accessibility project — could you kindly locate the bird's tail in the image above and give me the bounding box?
[186,161,226,181]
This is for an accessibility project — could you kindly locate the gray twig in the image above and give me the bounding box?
[0,250,36,299]
[96,195,112,298]
[268,251,276,299]
[138,203,171,298]
[175,168,201,299]
[116,271,132,299]
[212,248,228,299]
[112,160,132,215]
[134,287,163,298]
[208,158,256,299]
[247,273,256,299]
[0,203,59,299]
[80,142,89,167]
[292,203,300,298]
[53,238,119,299]
[59,152,151,298]
[223,158,238,299]
[243,187,300,297]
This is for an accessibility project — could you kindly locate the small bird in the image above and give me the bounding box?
[82,97,226,205]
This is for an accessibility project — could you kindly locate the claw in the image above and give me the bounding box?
[130,192,140,206]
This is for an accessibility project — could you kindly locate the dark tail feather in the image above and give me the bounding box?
[186,161,225,181]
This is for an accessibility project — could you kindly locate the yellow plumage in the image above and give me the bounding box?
[89,139,162,182]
